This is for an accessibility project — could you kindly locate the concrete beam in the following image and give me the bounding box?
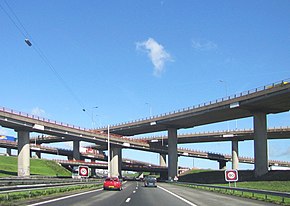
[168,128,178,180]
[253,112,268,176]
[17,131,30,177]
[232,140,239,170]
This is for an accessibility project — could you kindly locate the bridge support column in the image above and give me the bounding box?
[35,151,41,159]
[17,131,30,177]
[232,140,239,170]
[168,128,178,180]
[73,140,80,160]
[91,160,96,177]
[253,112,268,177]
[110,147,121,177]
[159,154,166,167]
[218,160,227,170]
[6,148,12,156]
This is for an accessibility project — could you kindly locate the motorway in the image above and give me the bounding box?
[28,182,277,206]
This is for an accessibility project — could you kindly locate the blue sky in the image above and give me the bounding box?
[0,0,290,170]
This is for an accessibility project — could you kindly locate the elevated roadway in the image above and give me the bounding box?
[1,79,290,178]
[104,80,290,135]
[141,127,290,144]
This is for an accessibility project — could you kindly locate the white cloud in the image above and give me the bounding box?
[192,39,218,51]
[136,38,172,77]
[31,107,46,117]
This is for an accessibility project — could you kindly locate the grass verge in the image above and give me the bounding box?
[175,181,290,205]
[0,183,103,206]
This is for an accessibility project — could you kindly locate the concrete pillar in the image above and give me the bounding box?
[253,112,268,177]
[218,160,227,170]
[232,140,239,170]
[73,140,80,160]
[91,160,96,177]
[6,148,12,156]
[35,151,41,159]
[168,128,178,180]
[17,131,30,177]
[110,147,121,177]
[118,149,122,178]
[159,154,166,167]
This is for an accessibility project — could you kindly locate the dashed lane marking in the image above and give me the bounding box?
[125,198,131,203]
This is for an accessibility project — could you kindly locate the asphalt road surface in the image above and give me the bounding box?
[28,181,278,206]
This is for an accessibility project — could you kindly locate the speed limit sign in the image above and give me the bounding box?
[225,170,238,182]
[78,166,89,177]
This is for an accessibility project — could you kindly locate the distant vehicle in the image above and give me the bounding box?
[103,177,122,191]
[143,176,157,187]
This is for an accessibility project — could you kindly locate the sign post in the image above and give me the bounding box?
[225,169,238,187]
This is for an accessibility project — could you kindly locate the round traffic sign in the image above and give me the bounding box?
[225,170,238,182]
[79,166,89,177]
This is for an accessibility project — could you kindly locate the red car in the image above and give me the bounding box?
[103,177,122,191]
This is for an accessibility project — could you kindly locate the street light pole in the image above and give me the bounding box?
[219,80,230,131]
[107,125,110,177]
[146,103,152,117]
[92,106,98,129]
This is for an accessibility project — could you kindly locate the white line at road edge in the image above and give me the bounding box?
[158,185,198,206]
[28,188,103,206]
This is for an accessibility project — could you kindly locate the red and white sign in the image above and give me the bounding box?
[78,166,89,177]
[225,170,238,182]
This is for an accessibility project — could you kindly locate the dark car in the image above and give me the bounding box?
[103,177,122,191]
[144,176,157,187]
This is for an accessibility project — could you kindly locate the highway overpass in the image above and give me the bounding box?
[0,79,289,179]
[99,80,290,178]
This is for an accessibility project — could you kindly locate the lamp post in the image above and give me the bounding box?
[145,103,152,117]
[107,125,110,177]
[219,80,230,131]
[91,106,98,128]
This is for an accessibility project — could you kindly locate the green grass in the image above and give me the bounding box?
[217,181,290,192]
[0,183,103,206]
[0,156,71,177]
[176,181,290,205]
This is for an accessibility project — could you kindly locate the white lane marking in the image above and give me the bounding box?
[158,185,198,206]
[133,190,136,193]
[28,188,103,206]
[125,197,131,203]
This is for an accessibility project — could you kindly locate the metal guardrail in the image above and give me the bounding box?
[0,180,102,194]
[173,181,290,203]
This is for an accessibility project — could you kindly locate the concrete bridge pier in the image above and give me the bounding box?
[73,140,80,160]
[35,151,41,159]
[159,154,166,167]
[110,147,122,177]
[253,112,268,177]
[168,128,178,180]
[6,148,11,156]
[91,160,96,177]
[17,131,30,177]
[232,140,239,170]
[218,160,227,170]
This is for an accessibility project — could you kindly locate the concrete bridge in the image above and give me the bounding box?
[0,79,289,179]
